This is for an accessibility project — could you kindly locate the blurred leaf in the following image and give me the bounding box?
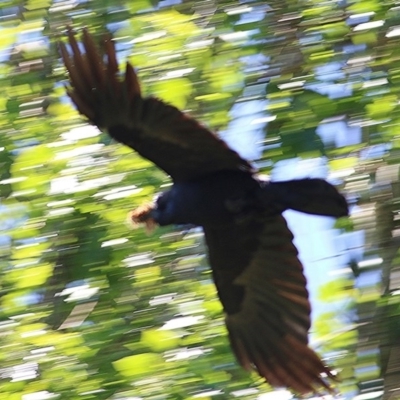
[352,32,378,45]
[0,26,18,50]
[347,0,381,13]
[141,328,180,351]
[318,279,356,302]
[334,217,354,232]
[329,157,358,170]
[134,265,161,287]
[152,78,193,109]
[12,242,50,260]
[321,22,350,39]
[126,0,153,13]
[8,263,53,288]
[366,96,397,118]
[113,353,163,377]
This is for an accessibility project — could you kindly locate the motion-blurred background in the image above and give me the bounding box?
[0,0,398,399]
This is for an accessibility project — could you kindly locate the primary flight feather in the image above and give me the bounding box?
[60,28,348,394]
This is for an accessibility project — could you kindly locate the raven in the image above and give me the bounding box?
[60,28,348,394]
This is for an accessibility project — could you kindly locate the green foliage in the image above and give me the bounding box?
[0,0,396,398]
[318,278,357,302]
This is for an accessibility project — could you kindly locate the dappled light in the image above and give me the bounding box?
[0,0,400,399]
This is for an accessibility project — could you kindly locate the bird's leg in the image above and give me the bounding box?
[127,203,157,233]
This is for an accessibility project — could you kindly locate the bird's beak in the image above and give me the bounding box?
[127,203,157,234]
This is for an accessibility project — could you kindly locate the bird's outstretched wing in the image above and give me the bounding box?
[59,29,253,182]
[204,215,334,394]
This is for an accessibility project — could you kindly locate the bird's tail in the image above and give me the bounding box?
[260,178,348,218]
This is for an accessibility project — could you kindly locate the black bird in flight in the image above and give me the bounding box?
[60,28,348,394]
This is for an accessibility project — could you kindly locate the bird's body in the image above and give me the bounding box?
[151,170,262,227]
[60,28,348,394]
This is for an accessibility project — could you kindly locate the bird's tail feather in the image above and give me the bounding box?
[261,178,348,218]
